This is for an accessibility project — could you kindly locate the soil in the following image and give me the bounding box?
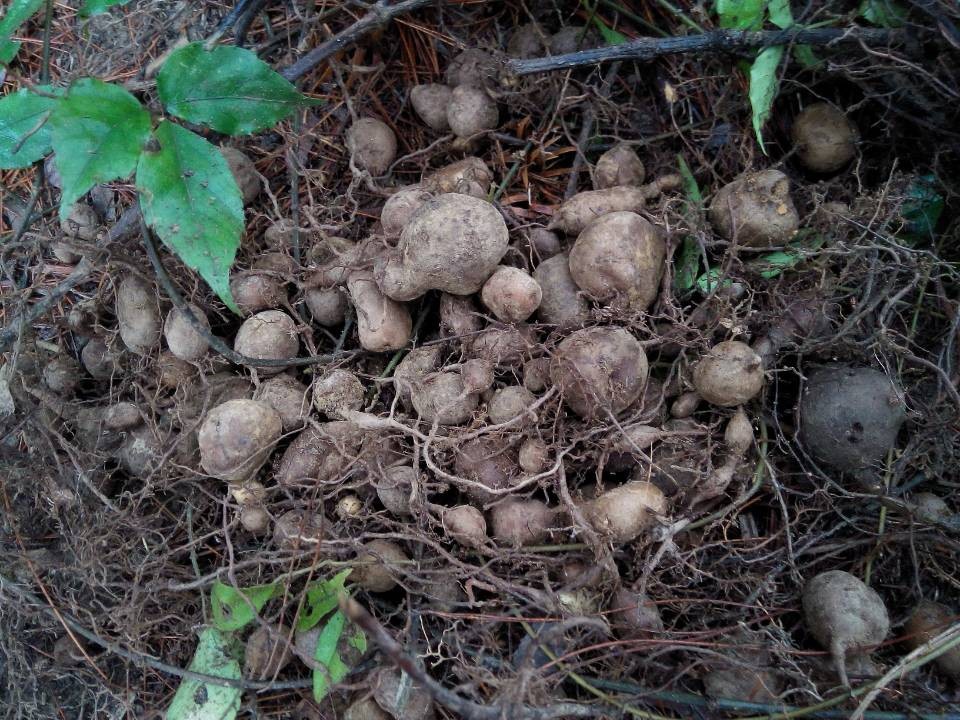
[1,1,960,719]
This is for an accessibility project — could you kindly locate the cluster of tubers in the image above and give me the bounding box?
[41,26,952,711]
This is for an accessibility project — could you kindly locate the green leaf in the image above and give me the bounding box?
[752,233,826,279]
[79,0,132,18]
[297,569,352,633]
[588,7,629,46]
[715,0,765,30]
[157,42,319,136]
[767,0,793,29]
[858,0,907,27]
[166,628,242,720]
[793,45,821,69]
[0,0,43,65]
[749,45,785,153]
[677,154,702,204]
[312,611,349,703]
[49,78,151,220]
[136,121,243,314]
[0,86,60,168]
[210,581,279,632]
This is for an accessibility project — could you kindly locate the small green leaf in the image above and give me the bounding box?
[858,0,907,27]
[157,42,319,136]
[136,122,243,313]
[767,0,793,28]
[749,45,785,153]
[677,155,702,204]
[49,78,151,220]
[715,0,765,30]
[752,234,826,279]
[166,628,242,720]
[210,581,279,632]
[793,45,821,69]
[312,611,349,703]
[297,569,352,633]
[0,86,60,168]
[0,0,44,65]
[588,7,629,46]
[79,0,132,18]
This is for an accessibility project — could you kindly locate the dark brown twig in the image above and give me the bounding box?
[507,27,900,76]
[281,0,434,80]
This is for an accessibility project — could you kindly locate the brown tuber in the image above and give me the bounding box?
[60,203,99,241]
[221,147,261,204]
[581,481,666,543]
[551,326,648,419]
[346,118,397,176]
[116,276,161,355]
[490,498,555,546]
[305,287,348,327]
[234,310,299,374]
[724,407,754,455]
[460,358,495,394]
[507,23,545,58]
[253,374,309,431]
[709,170,799,247]
[594,143,645,189]
[445,48,497,88]
[802,570,890,686]
[352,539,408,592]
[198,399,282,482]
[381,185,434,237]
[347,272,413,352]
[792,102,857,174]
[411,371,479,426]
[230,273,286,314]
[534,253,590,327]
[81,339,121,379]
[163,304,210,361]
[487,385,537,425]
[442,505,487,547]
[549,178,681,235]
[609,587,664,636]
[481,266,542,323]
[518,437,550,474]
[693,341,764,407]
[372,666,436,720]
[43,355,81,395]
[376,465,415,517]
[313,369,364,418]
[903,600,960,680]
[569,211,666,310]
[410,84,453,131]
[447,85,498,139]
[376,193,509,300]
[422,157,493,197]
[244,623,293,679]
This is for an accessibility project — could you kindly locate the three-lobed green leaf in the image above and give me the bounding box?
[210,581,280,632]
[157,42,319,136]
[0,0,44,65]
[137,121,243,313]
[49,77,151,219]
[79,0,133,18]
[166,628,242,720]
[0,86,60,168]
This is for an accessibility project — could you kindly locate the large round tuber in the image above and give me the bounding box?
[799,366,905,474]
[163,304,209,361]
[792,102,857,174]
[569,211,666,310]
[442,505,487,547]
[594,143,645,189]
[802,570,890,685]
[708,169,799,247]
[551,326,648,419]
[581,481,666,543]
[490,498,555,546]
[375,194,509,300]
[481,266,542,323]
[198,399,282,482]
[234,310,299,374]
[447,85,498,139]
[346,118,397,176]
[410,84,453,131]
[692,341,764,407]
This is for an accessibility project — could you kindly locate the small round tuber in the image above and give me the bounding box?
[709,170,799,247]
[481,266,542,323]
[490,498,555,546]
[346,118,397,176]
[581,481,666,543]
[234,310,299,374]
[313,369,364,418]
[447,85,498,139]
[253,373,309,431]
[221,147,261,205]
[410,84,453,131]
[692,341,764,407]
[163,304,210,361]
[352,539,408,593]
[594,143,645,189]
[442,505,487,548]
[116,276,161,355]
[792,102,857,174]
